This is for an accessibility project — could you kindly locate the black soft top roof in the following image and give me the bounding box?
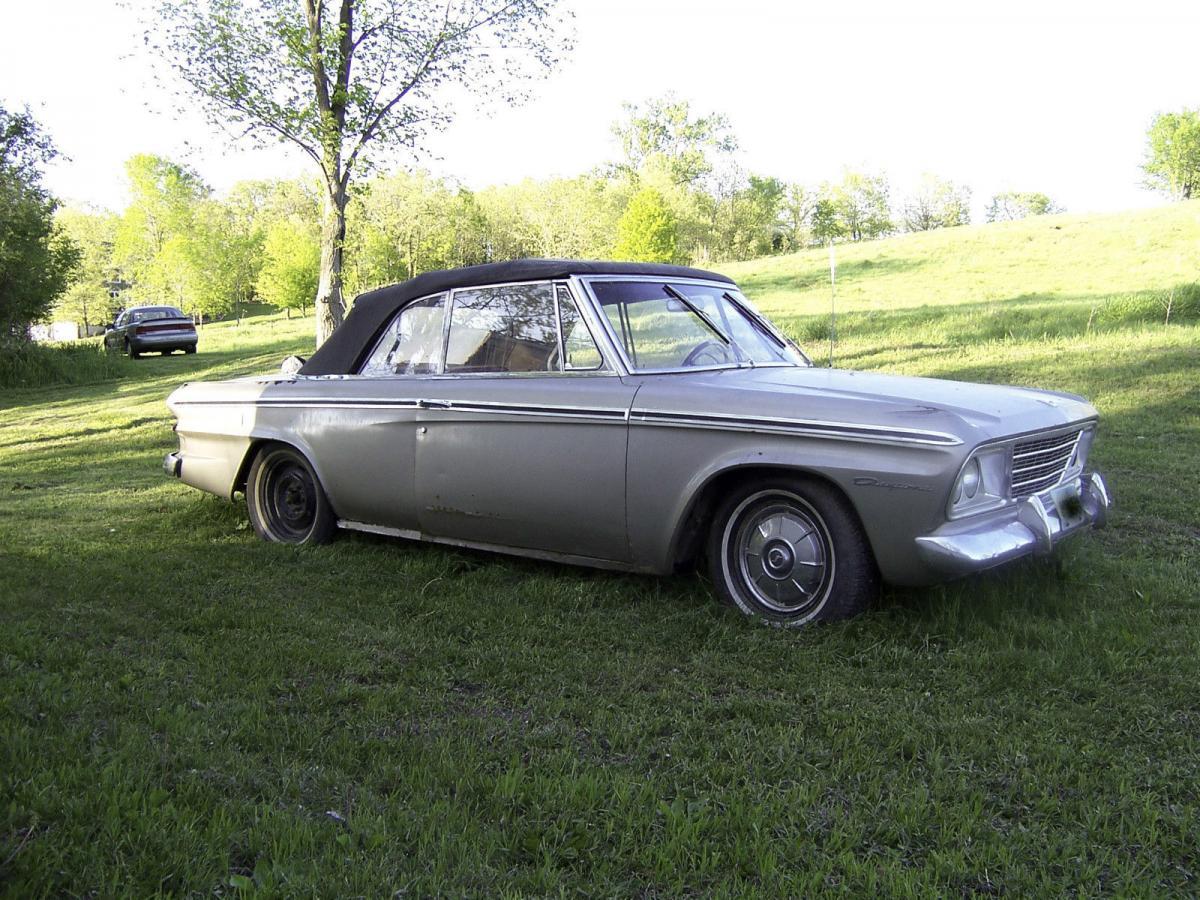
[299,258,734,376]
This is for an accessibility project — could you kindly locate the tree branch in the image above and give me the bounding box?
[343,0,529,177]
[332,0,353,130]
[302,0,333,115]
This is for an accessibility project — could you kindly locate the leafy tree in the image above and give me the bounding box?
[1143,109,1200,200]
[258,219,320,315]
[54,206,121,333]
[147,0,572,347]
[348,171,480,292]
[0,106,80,339]
[779,184,818,250]
[226,178,322,230]
[224,177,322,314]
[707,171,786,261]
[613,187,678,263]
[830,171,892,241]
[902,174,971,232]
[610,94,737,188]
[479,176,623,262]
[140,235,201,317]
[186,199,261,321]
[114,154,209,284]
[512,176,622,260]
[810,197,843,244]
[985,191,1062,222]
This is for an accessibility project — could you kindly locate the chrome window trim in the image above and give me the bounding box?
[554,281,609,373]
[566,276,629,376]
[436,279,620,378]
[576,274,810,374]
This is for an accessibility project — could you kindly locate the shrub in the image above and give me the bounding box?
[0,340,129,389]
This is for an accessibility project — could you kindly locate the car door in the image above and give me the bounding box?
[414,281,636,563]
[104,312,126,349]
[263,292,448,531]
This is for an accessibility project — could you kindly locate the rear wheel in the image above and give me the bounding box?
[706,476,878,626]
[246,444,337,545]
[184,345,196,354]
[124,339,139,359]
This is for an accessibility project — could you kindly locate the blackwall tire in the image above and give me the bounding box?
[245,444,337,545]
[706,476,878,626]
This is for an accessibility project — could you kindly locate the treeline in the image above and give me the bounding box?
[52,96,1066,328]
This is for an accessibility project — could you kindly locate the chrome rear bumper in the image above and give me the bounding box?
[914,472,1110,578]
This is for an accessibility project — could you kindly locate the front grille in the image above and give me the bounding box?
[1010,429,1082,498]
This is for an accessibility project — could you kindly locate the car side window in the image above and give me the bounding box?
[445,283,560,374]
[555,285,605,371]
[359,293,448,376]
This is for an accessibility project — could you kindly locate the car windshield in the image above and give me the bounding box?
[590,280,807,371]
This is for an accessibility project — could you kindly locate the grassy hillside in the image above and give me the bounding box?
[1,206,1198,895]
[729,200,1200,341]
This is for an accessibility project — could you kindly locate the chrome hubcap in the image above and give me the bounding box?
[734,498,830,614]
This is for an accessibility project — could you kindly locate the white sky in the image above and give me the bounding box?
[3,0,1198,219]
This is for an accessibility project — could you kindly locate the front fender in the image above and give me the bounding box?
[628,427,963,581]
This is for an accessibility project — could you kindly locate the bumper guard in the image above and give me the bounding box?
[914,472,1110,578]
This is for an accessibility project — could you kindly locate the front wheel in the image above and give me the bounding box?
[246,444,337,545]
[706,477,878,626]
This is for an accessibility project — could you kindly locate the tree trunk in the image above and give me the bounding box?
[315,181,347,347]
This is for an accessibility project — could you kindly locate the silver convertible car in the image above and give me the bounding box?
[164,260,1110,626]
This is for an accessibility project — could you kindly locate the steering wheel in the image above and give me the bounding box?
[682,340,732,368]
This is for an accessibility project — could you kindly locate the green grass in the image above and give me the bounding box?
[2,204,1199,896]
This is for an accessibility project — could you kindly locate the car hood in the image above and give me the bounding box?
[631,365,1098,445]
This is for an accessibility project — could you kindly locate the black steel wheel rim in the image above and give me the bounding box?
[262,456,316,540]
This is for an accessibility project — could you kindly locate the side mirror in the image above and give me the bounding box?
[280,355,307,375]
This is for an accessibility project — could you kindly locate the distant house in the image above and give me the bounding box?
[29,321,104,341]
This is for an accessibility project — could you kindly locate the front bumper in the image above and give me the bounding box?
[914,472,1110,578]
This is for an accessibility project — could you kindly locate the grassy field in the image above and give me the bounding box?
[2,203,1198,896]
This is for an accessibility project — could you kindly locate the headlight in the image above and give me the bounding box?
[948,448,1009,519]
[961,458,981,499]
